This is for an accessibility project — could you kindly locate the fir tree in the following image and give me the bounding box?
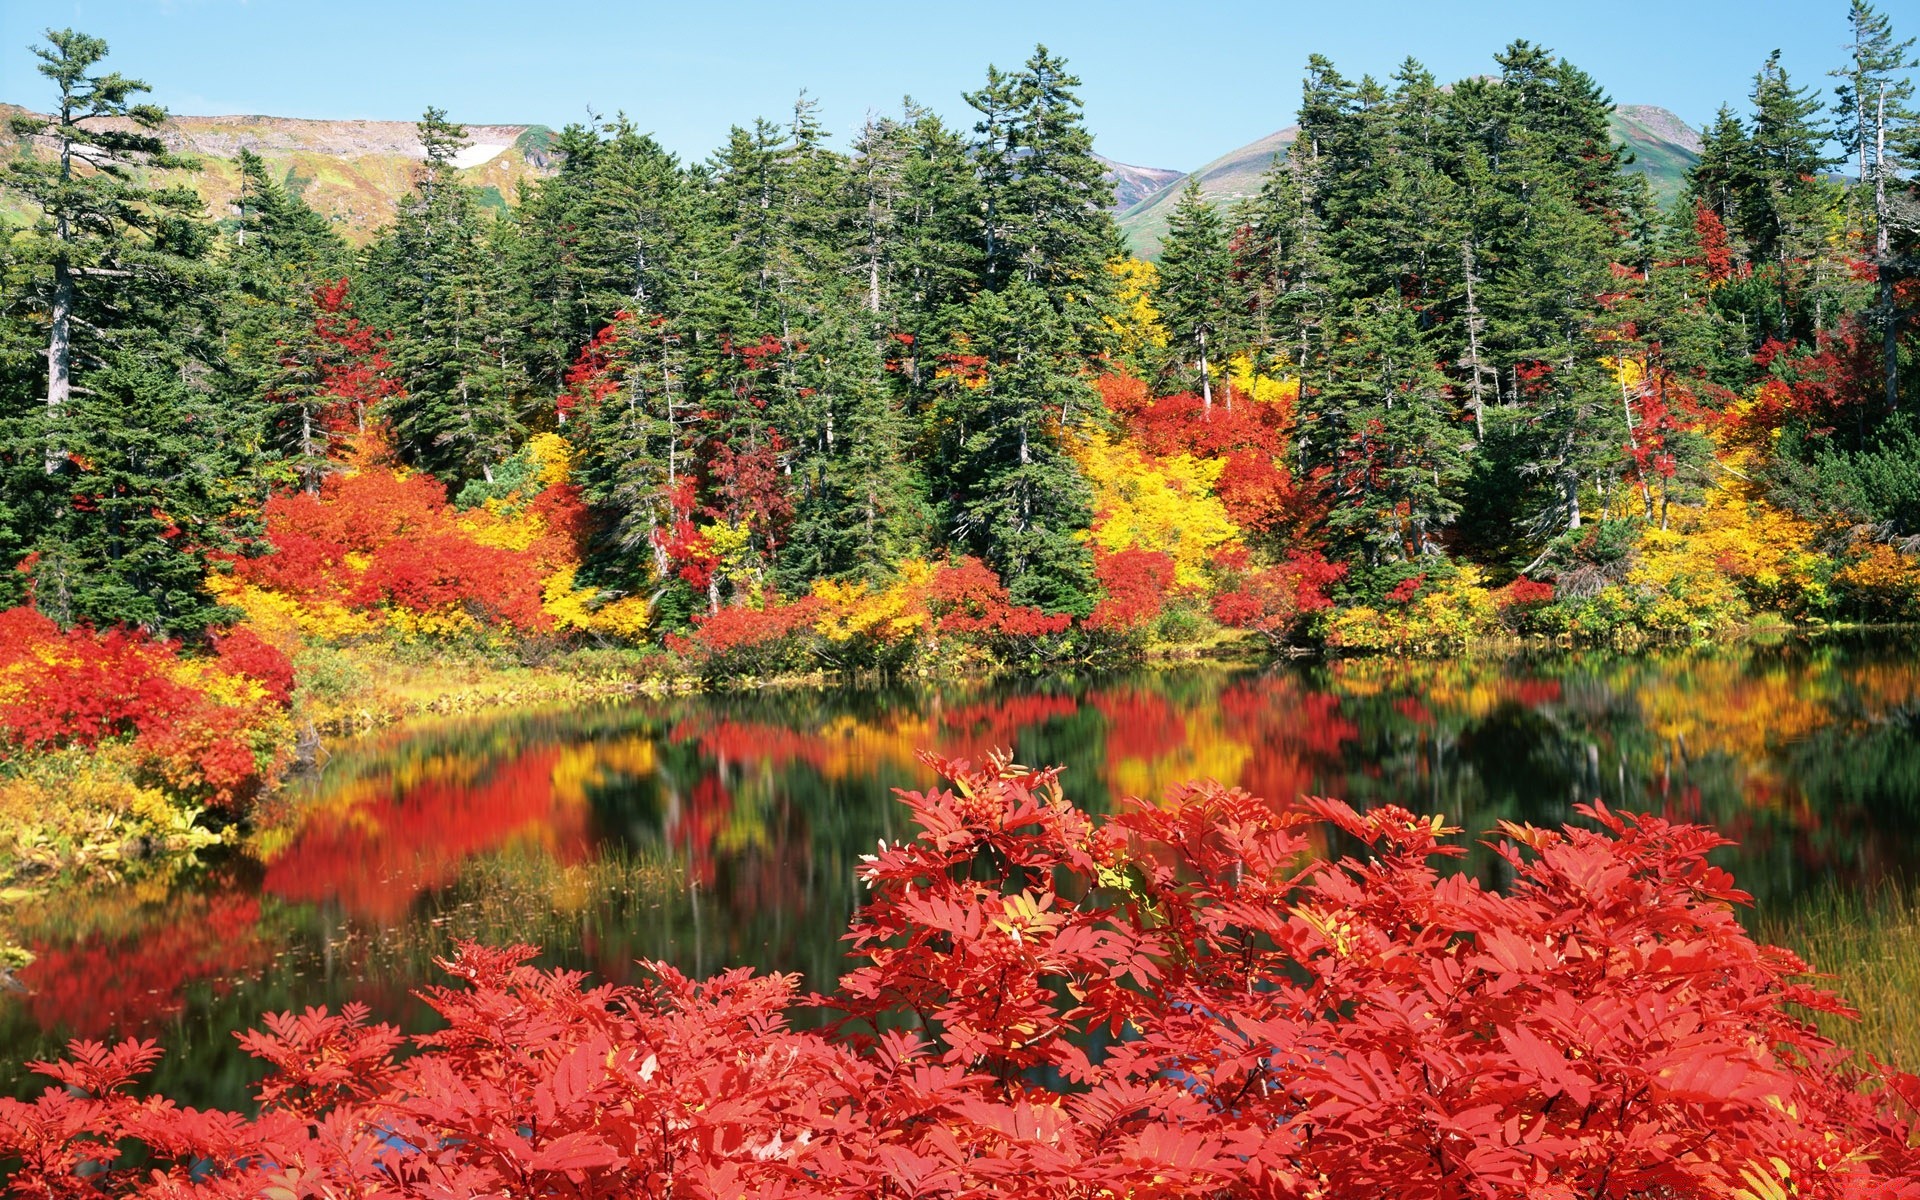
[1155,178,1233,410]
[935,282,1098,615]
[1,29,250,633]
[367,108,529,485]
[1833,1,1917,408]
[4,29,201,469]
[513,117,692,395]
[1315,298,1469,565]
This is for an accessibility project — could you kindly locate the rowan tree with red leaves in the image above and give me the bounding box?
[4,753,1918,1197]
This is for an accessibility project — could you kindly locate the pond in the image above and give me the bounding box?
[5,635,1919,1109]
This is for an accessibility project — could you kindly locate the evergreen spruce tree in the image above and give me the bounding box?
[513,118,692,395]
[4,29,202,469]
[28,352,250,634]
[1317,298,1469,565]
[1833,1,1917,408]
[367,108,528,485]
[569,309,697,582]
[1,29,250,633]
[1155,178,1233,409]
[224,150,354,492]
[1738,52,1836,338]
[1690,106,1752,233]
[777,300,926,589]
[936,282,1098,615]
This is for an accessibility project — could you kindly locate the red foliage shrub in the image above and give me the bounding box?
[1210,551,1346,644]
[231,470,454,604]
[210,626,295,705]
[1498,575,1557,608]
[0,608,292,806]
[7,754,1918,1197]
[1739,320,1882,437]
[1694,203,1734,286]
[232,465,575,634]
[1086,548,1176,633]
[1385,572,1428,604]
[0,620,192,753]
[669,596,823,677]
[928,556,1071,640]
[351,532,549,631]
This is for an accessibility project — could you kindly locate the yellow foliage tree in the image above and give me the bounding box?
[1224,354,1300,407]
[1072,432,1243,588]
[811,559,935,646]
[1104,257,1168,375]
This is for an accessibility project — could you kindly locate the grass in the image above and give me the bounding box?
[1758,883,1920,1070]
[289,640,671,734]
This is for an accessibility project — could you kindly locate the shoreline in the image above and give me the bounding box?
[4,617,1912,917]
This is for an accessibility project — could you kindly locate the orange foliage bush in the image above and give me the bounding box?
[228,465,590,637]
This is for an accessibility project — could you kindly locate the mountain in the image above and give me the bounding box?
[1,105,1179,242]
[0,102,1697,256]
[1095,154,1184,212]
[1117,105,1703,259]
[0,106,556,242]
[1609,104,1703,207]
[1116,127,1299,261]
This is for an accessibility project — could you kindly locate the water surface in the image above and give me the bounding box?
[5,637,1918,1108]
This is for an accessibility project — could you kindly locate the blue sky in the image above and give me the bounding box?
[0,0,1874,170]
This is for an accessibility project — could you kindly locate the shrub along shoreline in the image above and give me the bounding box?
[0,549,1905,909]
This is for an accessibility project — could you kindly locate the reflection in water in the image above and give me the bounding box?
[4,636,1918,1108]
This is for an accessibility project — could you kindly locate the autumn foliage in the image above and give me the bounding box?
[5,752,1917,1198]
[1086,548,1177,633]
[221,455,593,640]
[1209,551,1347,644]
[0,606,292,807]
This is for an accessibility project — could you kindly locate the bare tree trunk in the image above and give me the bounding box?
[1620,368,1653,520]
[1461,237,1487,439]
[1198,332,1212,415]
[45,258,72,473]
[45,115,75,474]
[302,406,318,494]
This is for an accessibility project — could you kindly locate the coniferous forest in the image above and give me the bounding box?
[3,19,1919,668]
[6,9,1920,1195]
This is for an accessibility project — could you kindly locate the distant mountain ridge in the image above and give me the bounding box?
[1094,154,1184,212]
[1116,104,1704,259]
[0,106,556,241]
[0,103,1700,256]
